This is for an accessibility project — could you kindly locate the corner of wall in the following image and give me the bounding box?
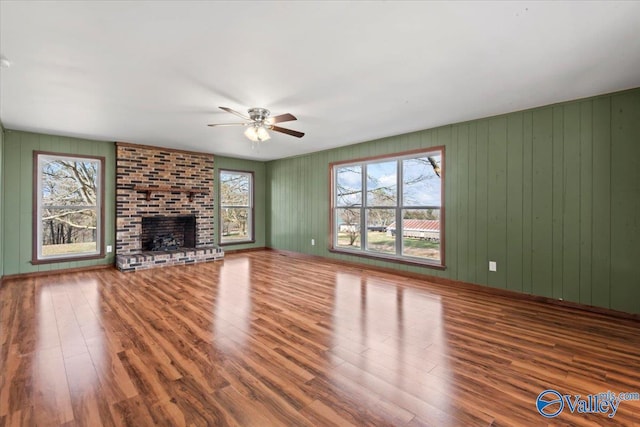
[0,123,4,279]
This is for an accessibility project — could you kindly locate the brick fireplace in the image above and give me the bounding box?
[115,142,223,271]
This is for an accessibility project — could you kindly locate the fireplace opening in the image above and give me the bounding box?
[141,216,196,251]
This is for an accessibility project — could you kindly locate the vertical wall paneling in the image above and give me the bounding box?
[3,132,20,271]
[467,122,478,284]
[487,117,508,289]
[0,125,3,277]
[475,120,489,285]
[317,152,329,255]
[293,158,300,252]
[442,126,456,278]
[530,108,554,298]
[293,159,302,252]
[610,92,640,314]
[290,158,298,250]
[19,138,33,271]
[285,159,293,250]
[521,112,534,295]
[551,106,565,300]
[303,155,310,253]
[506,114,523,292]
[271,161,278,249]
[265,164,271,248]
[562,103,581,303]
[456,124,470,283]
[579,101,593,305]
[308,155,316,254]
[590,97,611,308]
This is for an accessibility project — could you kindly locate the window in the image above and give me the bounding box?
[219,170,254,244]
[33,152,105,263]
[331,147,444,268]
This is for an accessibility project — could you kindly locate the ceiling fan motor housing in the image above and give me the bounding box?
[248,108,270,122]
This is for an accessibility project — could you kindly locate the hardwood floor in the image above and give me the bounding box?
[1,250,639,426]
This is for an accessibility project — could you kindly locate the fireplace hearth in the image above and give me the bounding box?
[117,214,224,272]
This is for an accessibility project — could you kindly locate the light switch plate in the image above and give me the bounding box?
[489,261,497,272]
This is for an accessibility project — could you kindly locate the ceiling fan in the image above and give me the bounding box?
[208,107,305,142]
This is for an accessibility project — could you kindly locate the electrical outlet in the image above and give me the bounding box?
[107,245,113,253]
[311,239,315,246]
[489,261,497,272]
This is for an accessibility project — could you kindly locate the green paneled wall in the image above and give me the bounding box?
[214,156,266,250]
[1,89,638,314]
[1,131,116,275]
[266,88,640,314]
[0,124,4,278]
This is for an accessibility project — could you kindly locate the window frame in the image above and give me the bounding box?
[32,151,106,264]
[218,169,255,246]
[329,147,445,269]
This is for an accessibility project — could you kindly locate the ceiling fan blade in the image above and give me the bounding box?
[219,106,250,120]
[207,122,248,127]
[269,125,305,138]
[267,113,297,124]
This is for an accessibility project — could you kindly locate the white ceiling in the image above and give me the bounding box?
[1,1,640,161]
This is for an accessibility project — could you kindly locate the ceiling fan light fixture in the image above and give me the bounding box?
[244,125,270,142]
[256,126,270,141]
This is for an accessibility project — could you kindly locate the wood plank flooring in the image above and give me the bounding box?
[1,250,639,426]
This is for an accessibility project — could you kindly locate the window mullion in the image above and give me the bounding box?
[334,166,341,249]
[396,158,402,256]
[361,163,367,251]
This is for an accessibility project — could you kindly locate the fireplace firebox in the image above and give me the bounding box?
[141,216,196,251]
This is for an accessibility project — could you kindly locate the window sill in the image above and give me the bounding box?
[31,252,106,265]
[329,247,446,270]
[219,240,256,247]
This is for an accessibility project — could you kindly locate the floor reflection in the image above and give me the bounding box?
[331,272,451,419]
[32,277,105,423]
[214,257,253,350]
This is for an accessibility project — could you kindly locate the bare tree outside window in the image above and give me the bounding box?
[331,148,444,267]
[220,170,254,244]
[33,152,104,262]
